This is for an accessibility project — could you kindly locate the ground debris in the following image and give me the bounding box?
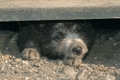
[0,29,120,80]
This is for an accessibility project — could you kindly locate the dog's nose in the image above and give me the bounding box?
[72,46,82,54]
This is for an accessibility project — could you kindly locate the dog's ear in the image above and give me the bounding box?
[53,23,64,29]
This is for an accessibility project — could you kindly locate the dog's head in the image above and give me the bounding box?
[42,22,92,59]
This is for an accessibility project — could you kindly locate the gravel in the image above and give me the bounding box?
[0,29,120,80]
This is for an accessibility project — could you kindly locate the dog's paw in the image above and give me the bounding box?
[73,58,82,67]
[64,58,82,67]
[64,58,73,66]
[21,48,40,60]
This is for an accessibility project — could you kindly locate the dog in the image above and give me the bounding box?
[17,21,94,66]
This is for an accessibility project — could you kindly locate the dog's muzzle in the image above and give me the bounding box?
[72,46,82,55]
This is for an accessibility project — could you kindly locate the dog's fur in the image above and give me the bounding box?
[17,21,94,66]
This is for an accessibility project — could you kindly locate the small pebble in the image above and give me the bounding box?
[15,58,22,62]
[5,60,8,63]
[99,65,105,68]
[25,77,29,80]
[105,74,115,80]
[22,61,28,65]
[91,64,98,68]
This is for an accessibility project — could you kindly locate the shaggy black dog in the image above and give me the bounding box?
[17,21,94,66]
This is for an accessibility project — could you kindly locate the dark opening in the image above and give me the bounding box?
[0,19,120,31]
[0,19,120,67]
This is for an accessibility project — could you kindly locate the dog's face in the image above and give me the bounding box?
[42,23,89,59]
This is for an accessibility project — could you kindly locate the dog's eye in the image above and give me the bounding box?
[55,32,64,40]
[57,34,62,39]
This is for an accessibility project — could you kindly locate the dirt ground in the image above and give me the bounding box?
[0,28,120,80]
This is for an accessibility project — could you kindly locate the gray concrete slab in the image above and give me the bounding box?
[0,0,120,21]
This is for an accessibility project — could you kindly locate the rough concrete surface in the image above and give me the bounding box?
[1,0,120,21]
